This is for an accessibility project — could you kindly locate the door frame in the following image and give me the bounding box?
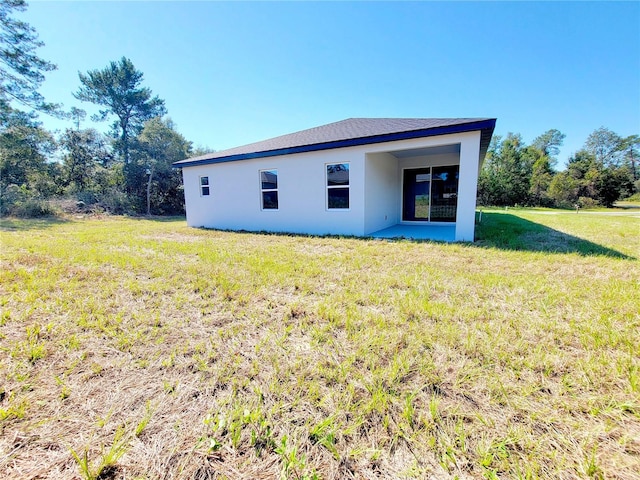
[400,165,460,224]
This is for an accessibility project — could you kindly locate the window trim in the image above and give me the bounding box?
[199,176,210,196]
[259,168,279,210]
[326,162,350,210]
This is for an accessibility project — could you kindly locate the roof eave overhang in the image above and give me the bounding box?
[173,119,496,168]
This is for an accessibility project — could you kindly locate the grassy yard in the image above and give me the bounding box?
[0,209,638,479]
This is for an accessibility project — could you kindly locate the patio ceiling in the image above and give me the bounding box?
[387,143,461,159]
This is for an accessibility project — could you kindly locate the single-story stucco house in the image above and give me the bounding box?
[173,117,496,242]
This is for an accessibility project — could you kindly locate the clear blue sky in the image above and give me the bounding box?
[22,1,640,166]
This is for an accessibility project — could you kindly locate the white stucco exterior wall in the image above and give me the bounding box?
[455,131,482,241]
[182,147,367,236]
[180,130,484,241]
[364,153,399,234]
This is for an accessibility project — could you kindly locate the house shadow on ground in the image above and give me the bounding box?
[473,212,634,259]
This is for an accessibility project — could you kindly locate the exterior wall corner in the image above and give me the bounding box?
[455,132,482,241]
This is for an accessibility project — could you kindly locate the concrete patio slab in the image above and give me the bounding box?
[370,224,456,242]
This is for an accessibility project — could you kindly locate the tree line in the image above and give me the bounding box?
[0,1,204,217]
[478,128,639,208]
[1,0,638,218]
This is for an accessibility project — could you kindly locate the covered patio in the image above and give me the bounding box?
[363,133,482,242]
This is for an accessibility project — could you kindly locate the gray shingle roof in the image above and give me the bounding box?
[174,117,496,167]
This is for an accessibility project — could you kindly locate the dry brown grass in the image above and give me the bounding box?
[0,212,639,479]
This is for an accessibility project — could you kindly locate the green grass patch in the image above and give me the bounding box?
[0,211,638,478]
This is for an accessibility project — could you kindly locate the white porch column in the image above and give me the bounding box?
[455,131,482,241]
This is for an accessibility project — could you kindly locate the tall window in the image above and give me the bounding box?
[260,169,278,209]
[200,176,210,196]
[326,163,349,209]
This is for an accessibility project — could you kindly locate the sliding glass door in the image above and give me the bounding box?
[402,168,430,221]
[402,166,459,222]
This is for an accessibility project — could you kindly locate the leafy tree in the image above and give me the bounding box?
[532,129,565,158]
[478,136,507,206]
[582,128,638,200]
[621,134,639,184]
[478,133,533,206]
[59,128,112,193]
[595,167,633,207]
[192,145,215,157]
[0,108,58,214]
[528,148,555,207]
[0,1,63,215]
[0,0,58,116]
[562,149,631,207]
[584,127,624,167]
[548,171,579,208]
[133,117,191,215]
[0,109,55,188]
[480,126,635,208]
[74,57,166,165]
[525,129,564,207]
